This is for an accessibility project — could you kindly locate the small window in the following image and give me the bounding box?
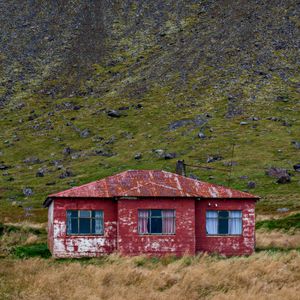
[206,210,242,235]
[66,210,104,235]
[138,209,175,235]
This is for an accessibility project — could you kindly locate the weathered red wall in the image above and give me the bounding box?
[51,198,117,258]
[47,202,54,254]
[195,199,256,256]
[118,198,196,256]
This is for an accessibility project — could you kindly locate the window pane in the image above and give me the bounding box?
[92,218,104,234]
[68,210,78,218]
[151,217,162,233]
[162,210,175,234]
[92,210,103,218]
[79,218,91,234]
[206,219,218,235]
[79,211,90,218]
[229,211,242,234]
[138,210,149,234]
[219,211,229,219]
[151,210,162,217]
[218,217,228,234]
[206,211,218,218]
[70,218,78,234]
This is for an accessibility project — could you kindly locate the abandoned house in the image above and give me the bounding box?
[43,170,259,258]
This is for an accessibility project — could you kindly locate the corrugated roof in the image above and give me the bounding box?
[44,170,258,207]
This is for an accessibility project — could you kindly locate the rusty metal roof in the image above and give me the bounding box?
[44,170,258,207]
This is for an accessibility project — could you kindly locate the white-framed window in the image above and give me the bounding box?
[206,210,242,235]
[66,210,104,235]
[138,209,176,235]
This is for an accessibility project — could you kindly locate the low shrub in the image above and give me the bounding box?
[13,243,51,259]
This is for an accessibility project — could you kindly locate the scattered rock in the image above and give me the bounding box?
[164,153,177,160]
[118,106,129,111]
[277,208,290,213]
[80,129,90,138]
[240,121,248,125]
[293,164,300,172]
[223,161,238,167]
[94,149,115,157]
[266,167,291,184]
[23,187,33,196]
[189,173,200,180]
[63,147,73,155]
[153,149,165,158]
[134,153,142,160]
[105,136,116,145]
[168,115,207,131]
[92,136,104,142]
[198,132,206,139]
[134,103,143,109]
[0,163,10,170]
[247,181,256,189]
[207,155,223,163]
[23,157,41,164]
[36,168,45,177]
[277,175,291,184]
[291,141,300,149]
[59,170,74,179]
[107,110,120,118]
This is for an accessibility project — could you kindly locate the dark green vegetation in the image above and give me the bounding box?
[0,222,47,258]
[0,0,299,222]
[256,213,300,231]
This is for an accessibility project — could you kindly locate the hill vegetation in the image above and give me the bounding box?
[0,0,299,223]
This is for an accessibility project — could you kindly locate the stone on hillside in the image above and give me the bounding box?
[277,175,291,184]
[293,164,300,172]
[134,153,142,160]
[164,152,177,160]
[0,163,10,170]
[94,149,115,157]
[198,132,206,139]
[207,155,223,163]
[266,167,291,184]
[107,110,120,118]
[23,187,33,196]
[153,149,165,158]
[277,208,289,213]
[23,156,41,164]
[59,170,74,179]
[36,168,45,177]
[62,147,73,155]
[118,106,129,111]
[240,121,248,125]
[291,141,300,149]
[80,129,90,138]
[168,119,193,130]
[247,181,256,189]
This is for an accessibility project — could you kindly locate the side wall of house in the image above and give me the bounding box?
[52,198,117,258]
[47,201,54,254]
[195,199,256,256]
[118,198,195,256]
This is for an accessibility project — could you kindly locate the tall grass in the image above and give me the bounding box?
[1,251,300,300]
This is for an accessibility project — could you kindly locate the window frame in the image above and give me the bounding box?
[206,210,243,236]
[66,210,104,236]
[138,209,176,235]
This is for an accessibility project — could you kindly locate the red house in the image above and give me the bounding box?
[43,170,259,258]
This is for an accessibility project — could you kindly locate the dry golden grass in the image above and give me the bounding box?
[1,252,300,300]
[256,230,300,249]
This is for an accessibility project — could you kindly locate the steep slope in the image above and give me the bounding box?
[0,0,299,222]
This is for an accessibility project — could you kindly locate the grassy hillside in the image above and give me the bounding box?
[0,0,300,223]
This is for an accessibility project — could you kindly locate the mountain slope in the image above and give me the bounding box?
[0,0,299,222]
